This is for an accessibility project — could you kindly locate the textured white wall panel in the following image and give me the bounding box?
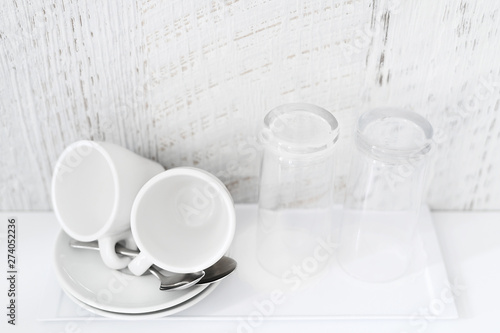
[0,0,499,210]
[362,0,500,209]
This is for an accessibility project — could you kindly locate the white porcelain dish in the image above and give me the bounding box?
[61,282,219,319]
[53,230,213,314]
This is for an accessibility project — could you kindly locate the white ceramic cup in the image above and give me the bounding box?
[128,167,235,275]
[52,140,165,269]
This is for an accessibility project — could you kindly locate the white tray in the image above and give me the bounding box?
[40,205,458,321]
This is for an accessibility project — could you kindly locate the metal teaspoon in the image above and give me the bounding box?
[70,240,237,286]
[70,240,204,290]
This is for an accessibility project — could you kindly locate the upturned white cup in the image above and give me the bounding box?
[128,167,235,275]
[52,140,164,269]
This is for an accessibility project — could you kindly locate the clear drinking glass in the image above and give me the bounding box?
[338,108,433,282]
[257,103,339,278]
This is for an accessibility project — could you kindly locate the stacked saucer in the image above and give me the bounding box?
[53,231,219,319]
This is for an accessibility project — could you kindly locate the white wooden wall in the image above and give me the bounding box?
[1,0,499,211]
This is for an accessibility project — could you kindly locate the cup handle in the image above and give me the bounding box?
[98,231,134,270]
[128,252,153,276]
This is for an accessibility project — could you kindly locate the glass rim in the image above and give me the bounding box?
[355,108,434,160]
[263,103,339,154]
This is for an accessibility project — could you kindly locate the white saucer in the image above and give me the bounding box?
[61,282,220,319]
[53,230,215,314]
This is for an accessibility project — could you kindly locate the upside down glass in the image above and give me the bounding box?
[338,108,433,282]
[257,103,339,278]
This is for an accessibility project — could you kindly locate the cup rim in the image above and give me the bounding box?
[130,167,236,273]
[51,140,120,241]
